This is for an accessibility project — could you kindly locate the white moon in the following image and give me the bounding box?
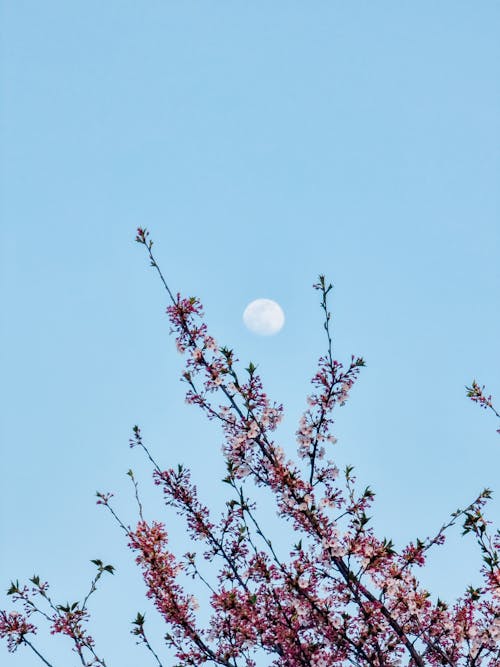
[243,299,285,336]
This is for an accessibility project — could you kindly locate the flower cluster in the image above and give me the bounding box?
[0,611,37,653]
[467,381,494,411]
[467,381,500,434]
[0,568,111,665]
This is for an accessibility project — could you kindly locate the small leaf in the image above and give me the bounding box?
[246,362,257,375]
[7,581,19,596]
[132,612,145,626]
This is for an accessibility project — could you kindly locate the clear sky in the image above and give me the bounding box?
[1,2,499,666]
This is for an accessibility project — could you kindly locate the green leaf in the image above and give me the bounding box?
[132,612,145,626]
[7,580,19,596]
[246,362,257,375]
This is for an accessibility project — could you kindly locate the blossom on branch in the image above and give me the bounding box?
[1,230,499,667]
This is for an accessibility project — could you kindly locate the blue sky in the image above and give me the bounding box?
[1,2,499,665]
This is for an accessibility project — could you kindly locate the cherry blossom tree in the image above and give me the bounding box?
[2,229,499,667]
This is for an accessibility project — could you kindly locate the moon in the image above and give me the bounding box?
[243,299,285,336]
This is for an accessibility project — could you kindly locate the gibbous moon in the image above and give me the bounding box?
[243,299,285,336]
